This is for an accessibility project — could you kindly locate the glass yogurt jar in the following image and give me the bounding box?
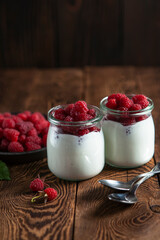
[47,102,105,181]
[100,94,155,168]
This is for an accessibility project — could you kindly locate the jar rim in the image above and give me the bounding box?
[100,94,154,116]
[48,104,103,126]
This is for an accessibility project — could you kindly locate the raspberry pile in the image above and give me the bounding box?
[105,94,149,126]
[54,101,100,136]
[30,175,57,203]
[0,111,49,152]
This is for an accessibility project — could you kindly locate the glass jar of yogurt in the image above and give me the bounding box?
[100,94,155,168]
[47,104,105,181]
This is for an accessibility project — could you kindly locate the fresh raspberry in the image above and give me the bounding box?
[19,134,26,144]
[26,136,42,145]
[75,112,88,121]
[29,113,41,123]
[3,112,12,117]
[30,178,44,191]
[3,128,20,142]
[0,115,4,127]
[44,188,57,201]
[78,129,90,136]
[74,101,88,113]
[136,115,148,122]
[64,116,73,122]
[86,114,94,120]
[25,141,41,151]
[89,126,100,132]
[132,95,149,109]
[42,134,47,147]
[23,111,32,118]
[120,117,136,126]
[0,128,3,139]
[16,121,34,134]
[8,141,24,152]
[108,94,117,100]
[17,113,27,121]
[54,109,66,120]
[12,115,23,124]
[0,138,9,151]
[87,109,96,117]
[129,104,142,111]
[64,104,74,115]
[2,118,15,129]
[117,107,128,111]
[118,97,133,109]
[27,128,38,136]
[108,93,126,102]
[34,120,49,134]
[106,99,117,109]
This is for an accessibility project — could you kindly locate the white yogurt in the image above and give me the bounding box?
[47,126,105,180]
[102,116,155,168]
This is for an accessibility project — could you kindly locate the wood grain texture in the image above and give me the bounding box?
[0,67,160,240]
[1,0,160,67]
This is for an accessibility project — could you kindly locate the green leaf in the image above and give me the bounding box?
[0,160,11,180]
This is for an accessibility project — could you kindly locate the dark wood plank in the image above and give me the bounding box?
[74,67,160,240]
[0,68,84,240]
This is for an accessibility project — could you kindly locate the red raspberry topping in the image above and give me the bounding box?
[25,141,41,151]
[30,178,44,191]
[120,117,136,126]
[106,99,117,109]
[87,109,96,117]
[54,109,66,120]
[78,129,90,136]
[129,104,142,111]
[8,141,24,152]
[64,104,74,115]
[118,97,133,109]
[74,101,88,113]
[132,94,149,109]
[44,188,57,201]
[3,128,20,142]
[2,118,15,129]
[64,116,73,122]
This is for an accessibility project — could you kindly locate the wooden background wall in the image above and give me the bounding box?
[0,0,160,68]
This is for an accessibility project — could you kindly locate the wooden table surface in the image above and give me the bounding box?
[0,67,160,240]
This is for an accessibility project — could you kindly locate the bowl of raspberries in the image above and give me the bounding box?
[0,111,49,162]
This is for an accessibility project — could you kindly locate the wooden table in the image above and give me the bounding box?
[0,67,160,240]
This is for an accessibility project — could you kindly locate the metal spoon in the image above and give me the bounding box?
[108,169,160,204]
[99,162,160,191]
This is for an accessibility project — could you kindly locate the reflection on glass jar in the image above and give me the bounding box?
[100,95,155,168]
[47,104,105,181]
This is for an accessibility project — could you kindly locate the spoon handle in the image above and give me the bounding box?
[130,170,160,195]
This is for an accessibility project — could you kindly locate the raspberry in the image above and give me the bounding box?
[8,141,24,152]
[0,128,3,139]
[41,127,49,136]
[42,134,47,147]
[19,134,26,144]
[0,138,9,151]
[118,97,133,109]
[2,118,15,129]
[117,107,128,111]
[120,117,136,126]
[132,95,149,109]
[30,178,44,191]
[106,99,117,109]
[26,136,42,145]
[27,128,38,136]
[44,188,57,201]
[17,113,27,121]
[0,115,4,127]
[74,101,88,113]
[64,116,73,122]
[34,120,49,134]
[136,115,148,122]
[29,113,41,123]
[87,109,96,117]
[3,128,20,142]
[64,104,74,115]
[54,109,66,120]
[12,115,23,124]
[89,126,100,132]
[129,104,142,111]
[78,129,90,136]
[75,112,88,121]
[16,121,34,134]
[23,111,31,118]
[3,112,12,117]
[25,141,41,151]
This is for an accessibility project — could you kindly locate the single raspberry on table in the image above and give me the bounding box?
[44,188,57,201]
[30,177,44,192]
[8,141,24,152]
[2,118,15,129]
[25,141,41,151]
[3,128,20,142]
